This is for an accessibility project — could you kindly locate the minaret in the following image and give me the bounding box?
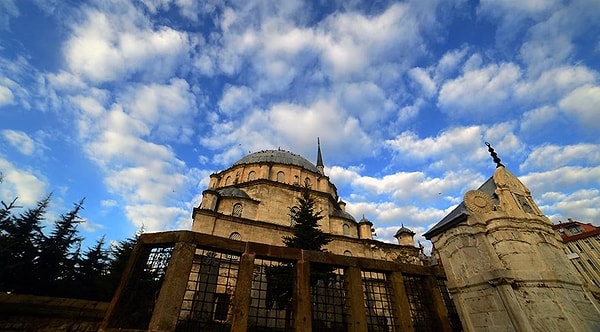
[316,137,324,175]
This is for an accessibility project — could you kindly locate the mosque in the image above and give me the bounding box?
[192,140,423,264]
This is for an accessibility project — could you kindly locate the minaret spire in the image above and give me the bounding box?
[485,142,504,168]
[316,137,324,175]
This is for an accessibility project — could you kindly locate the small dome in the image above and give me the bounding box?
[395,226,415,237]
[217,187,250,199]
[233,150,319,173]
[330,209,356,222]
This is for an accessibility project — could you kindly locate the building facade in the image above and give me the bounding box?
[553,219,600,288]
[192,145,421,262]
[424,155,600,331]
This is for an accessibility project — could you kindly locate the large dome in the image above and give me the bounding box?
[233,149,319,173]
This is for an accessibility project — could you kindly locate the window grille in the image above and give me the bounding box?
[177,249,240,332]
[402,274,436,331]
[437,279,463,331]
[361,271,398,332]
[248,258,295,331]
[108,245,173,329]
[311,265,347,331]
[248,171,256,181]
[277,171,285,182]
[232,203,243,217]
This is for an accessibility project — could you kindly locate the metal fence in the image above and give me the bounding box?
[99,231,462,332]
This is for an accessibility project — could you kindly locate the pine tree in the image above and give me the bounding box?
[266,185,332,319]
[283,186,332,251]
[0,196,49,293]
[78,236,112,300]
[36,198,84,295]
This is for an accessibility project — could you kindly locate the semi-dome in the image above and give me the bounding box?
[217,187,251,199]
[233,149,319,173]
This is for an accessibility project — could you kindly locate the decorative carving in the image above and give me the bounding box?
[464,190,494,213]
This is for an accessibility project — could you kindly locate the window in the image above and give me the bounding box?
[304,177,311,187]
[343,250,352,256]
[294,175,299,185]
[247,171,256,181]
[232,203,243,217]
[225,176,231,185]
[343,224,350,236]
[585,240,594,250]
[277,171,285,182]
[229,232,241,241]
[576,243,583,252]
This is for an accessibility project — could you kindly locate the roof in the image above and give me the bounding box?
[423,175,497,239]
[552,220,600,242]
[217,187,251,199]
[395,226,415,237]
[233,149,320,173]
[330,209,356,222]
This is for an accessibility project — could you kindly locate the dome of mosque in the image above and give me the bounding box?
[233,149,320,173]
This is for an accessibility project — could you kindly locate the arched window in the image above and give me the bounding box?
[343,250,352,256]
[247,171,256,181]
[343,224,350,236]
[294,175,299,185]
[304,177,311,187]
[225,176,231,185]
[277,171,285,182]
[232,203,243,217]
[229,232,241,241]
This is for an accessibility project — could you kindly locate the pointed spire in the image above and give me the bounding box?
[316,137,324,175]
[485,142,504,168]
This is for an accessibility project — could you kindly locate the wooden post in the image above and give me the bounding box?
[389,272,414,332]
[345,266,367,332]
[294,259,312,331]
[426,275,452,332]
[148,241,196,332]
[230,252,256,332]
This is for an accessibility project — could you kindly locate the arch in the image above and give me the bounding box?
[247,171,256,181]
[304,177,311,187]
[232,203,243,217]
[343,224,350,236]
[277,171,285,182]
[343,250,352,256]
[225,176,231,185]
[229,232,241,241]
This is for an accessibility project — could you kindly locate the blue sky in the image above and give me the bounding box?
[1,0,599,251]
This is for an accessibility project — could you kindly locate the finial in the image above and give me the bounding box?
[485,142,504,168]
[316,137,324,171]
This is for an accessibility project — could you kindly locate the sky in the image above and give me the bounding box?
[1,0,599,252]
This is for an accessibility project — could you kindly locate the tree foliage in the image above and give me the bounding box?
[266,185,333,312]
[0,191,137,301]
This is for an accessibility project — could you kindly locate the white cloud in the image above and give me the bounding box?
[64,7,190,83]
[519,106,559,133]
[521,166,600,196]
[558,85,600,130]
[521,144,600,172]
[438,62,521,118]
[1,129,35,155]
[385,123,521,169]
[0,85,14,106]
[0,158,47,206]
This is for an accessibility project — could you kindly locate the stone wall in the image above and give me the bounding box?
[0,293,108,332]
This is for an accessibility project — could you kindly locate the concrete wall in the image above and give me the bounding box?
[0,294,108,332]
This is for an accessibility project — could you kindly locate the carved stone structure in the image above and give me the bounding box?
[425,164,600,331]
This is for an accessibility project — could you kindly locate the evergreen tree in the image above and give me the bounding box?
[108,234,139,290]
[266,185,332,320]
[36,199,84,295]
[283,186,332,251]
[0,196,49,293]
[78,236,112,300]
